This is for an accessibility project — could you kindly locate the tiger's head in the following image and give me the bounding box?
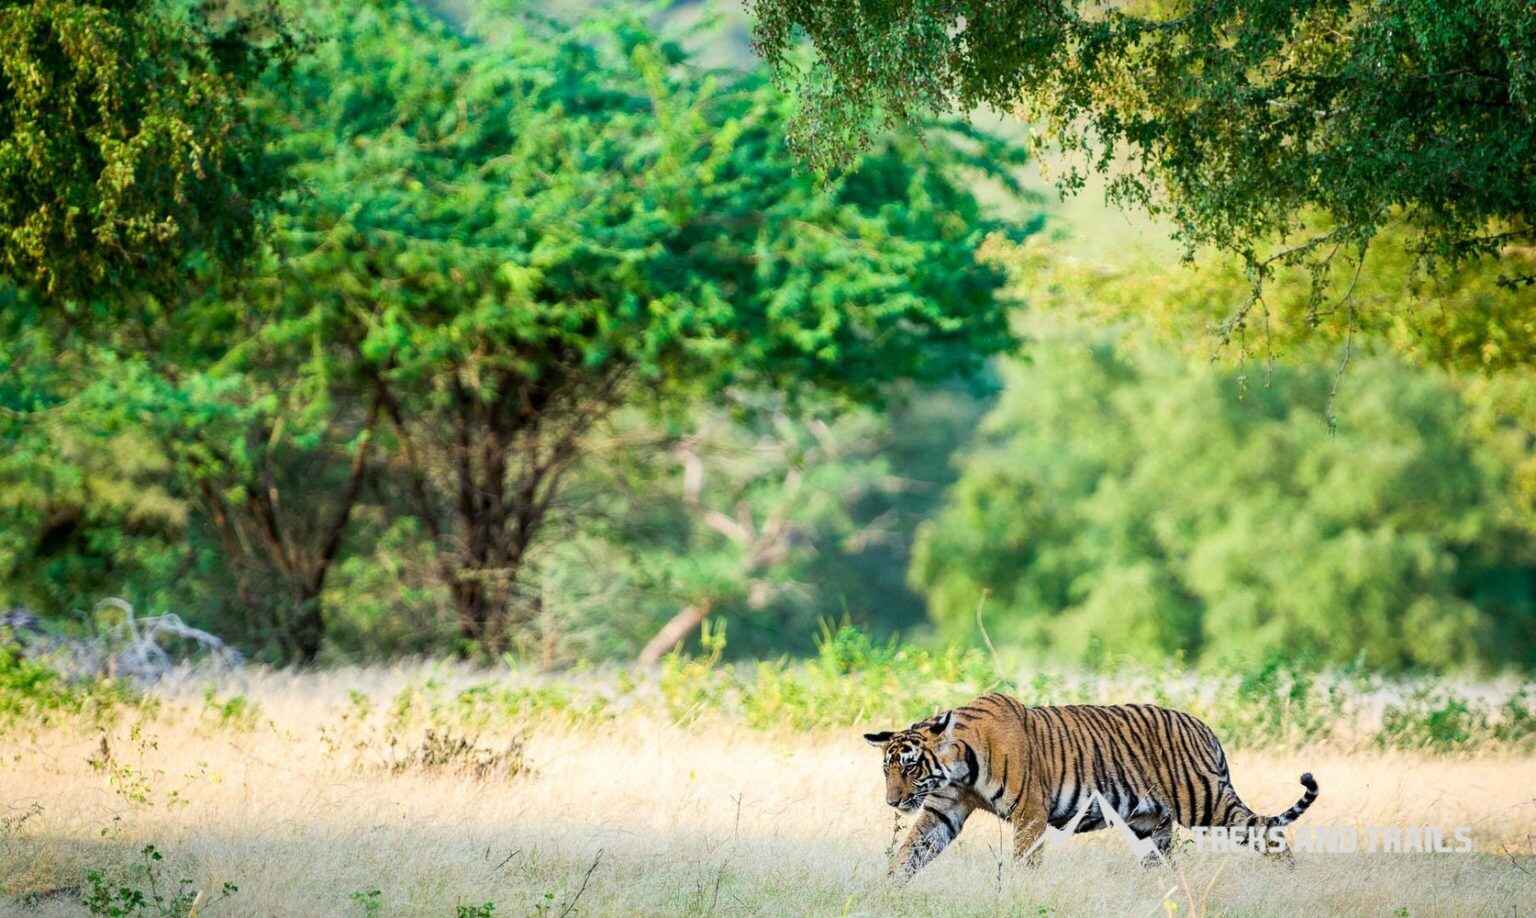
[863,711,955,813]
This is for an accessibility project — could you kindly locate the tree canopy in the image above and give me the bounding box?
[0,0,294,308]
[255,0,1026,650]
[748,0,1536,333]
[0,0,1033,660]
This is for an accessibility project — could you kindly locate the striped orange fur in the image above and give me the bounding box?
[864,692,1319,880]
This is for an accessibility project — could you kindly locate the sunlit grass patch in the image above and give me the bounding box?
[1,647,1532,915]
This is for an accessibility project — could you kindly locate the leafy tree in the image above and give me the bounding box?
[561,398,925,665]
[0,317,188,617]
[911,328,1536,672]
[0,265,383,661]
[358,377,996,667]
[254,0,1026,650]
[749,0,1536,339]
[0,0,294,307]
[160,293,383,662]
[632,385,995,662]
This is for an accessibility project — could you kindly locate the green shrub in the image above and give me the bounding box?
[0,645,133,729]
[349,888,381,918]
[739,625,998,730]
[83,845,237,918]
[200,689,261,732]
[1194,655,1355,749]
[911,337,1536,673]
[1378,690,1495,752]
[1493,687,1536,747]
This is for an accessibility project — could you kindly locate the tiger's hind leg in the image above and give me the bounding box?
[1127,808,1175,869]
[1211,784,1295,867]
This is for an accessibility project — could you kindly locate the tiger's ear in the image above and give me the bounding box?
[863,731,894,746]
[925,711,953,735]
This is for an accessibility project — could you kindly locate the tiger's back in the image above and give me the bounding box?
[952,698,1228,828]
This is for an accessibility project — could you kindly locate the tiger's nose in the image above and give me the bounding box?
[886,794,901,807]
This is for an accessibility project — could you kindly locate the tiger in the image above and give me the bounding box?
[864,692,1319,880]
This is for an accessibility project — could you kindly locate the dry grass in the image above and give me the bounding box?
[2,666,1533,917]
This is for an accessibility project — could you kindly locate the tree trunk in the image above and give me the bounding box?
[638,599,713,665]
[289,587,325,663]
[452,575,493,647]
[386,366,622,657]
[288,397,381,663]
[449,536,527,651]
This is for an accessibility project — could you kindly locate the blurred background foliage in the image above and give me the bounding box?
[3,0,1535,674]
[912,329,1534,672]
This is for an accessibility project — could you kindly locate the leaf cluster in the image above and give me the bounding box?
[0,0,300,308]
[750,0,1536,308]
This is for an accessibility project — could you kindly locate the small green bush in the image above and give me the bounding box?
[83,845,237,918]
[1194,654,1355,749]
[739,624,998,730]
[0,645,133,729]
[1377,690,1504,752]
[349,888,381,917]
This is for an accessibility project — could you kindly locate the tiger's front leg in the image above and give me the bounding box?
[890,791,974,882]
[1010,794,1050,867]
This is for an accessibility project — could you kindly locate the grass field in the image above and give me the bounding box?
[2,655,1533,917]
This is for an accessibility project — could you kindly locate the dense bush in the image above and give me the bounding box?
[910,331,1536,672]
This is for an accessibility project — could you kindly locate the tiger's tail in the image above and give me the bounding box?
[1265,772,1320,829]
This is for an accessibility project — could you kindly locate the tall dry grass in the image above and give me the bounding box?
[1,665,1533,916]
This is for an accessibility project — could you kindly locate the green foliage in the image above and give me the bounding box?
[0,277,374,660]
[0,0,1026,660]
[1378,690,1487,753]
[268,0,1020,403]
[354,675,601,741]
[0,0,294,306]
[1210,653,1354,749]
[737,623,999,730]
[645,623,1533,752]
[533,379,995,664]
[349,888,381,918]
[0,326,191,615]
[750,0,1536,300]
[1376,685,1536,753]
[995,226,1536,378]
[660,621,1001,729]
[910,329,1536,671]
[0,644,75,719]
[199,689,259,732]
[7,0,1533,683]
[83,844,237,918]
[250,0,1025,646]
[8,624,1531,758]
[0,642,131,728]
[658,619,733,722]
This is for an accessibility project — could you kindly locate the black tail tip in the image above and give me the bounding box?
[1300,772,1318,792]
